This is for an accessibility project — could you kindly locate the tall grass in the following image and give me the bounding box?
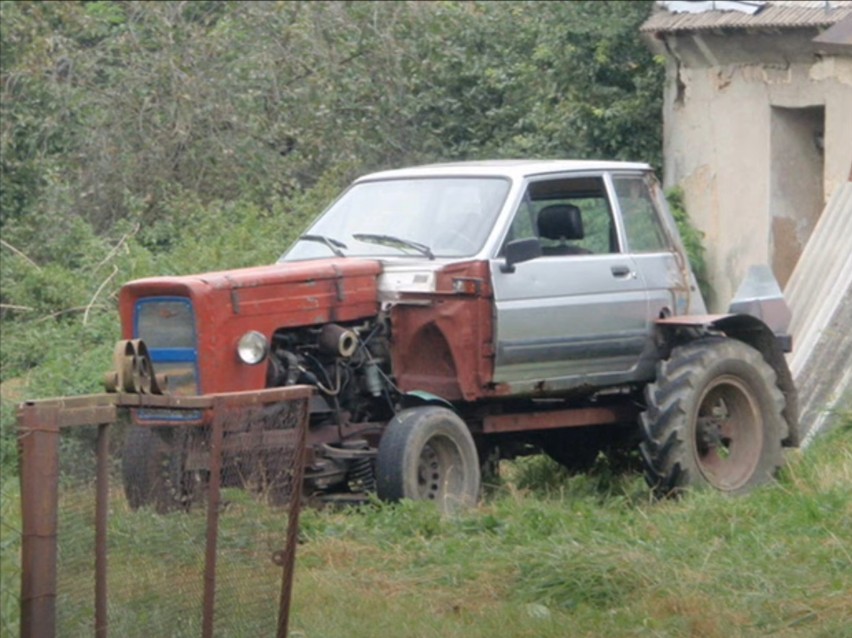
[290,422,851,638]
[1,416,849,637]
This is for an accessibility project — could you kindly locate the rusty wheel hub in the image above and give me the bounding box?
[693,375,763,491]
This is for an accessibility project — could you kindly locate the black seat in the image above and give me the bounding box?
[537,204,591,255]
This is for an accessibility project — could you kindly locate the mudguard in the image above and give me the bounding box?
[656,264,801,447]
[400,390,455,411]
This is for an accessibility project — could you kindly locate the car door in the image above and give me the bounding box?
[490,174,651,391]
[610,172,695,321]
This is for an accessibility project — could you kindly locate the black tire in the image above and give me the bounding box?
[122,426,202,513]
[640,337,787,497]
[376,407,480,513]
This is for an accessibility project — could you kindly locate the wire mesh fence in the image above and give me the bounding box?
[1,476,22,637]
[16,387,311,638]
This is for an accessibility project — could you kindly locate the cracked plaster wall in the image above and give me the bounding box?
[655,30,852,310]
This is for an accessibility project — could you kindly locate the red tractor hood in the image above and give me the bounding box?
[123,258,381,292]
[118,258,382,395]
[120,258,382,337]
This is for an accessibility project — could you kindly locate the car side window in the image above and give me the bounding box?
[613,175,671,253]
[503,176,618,256]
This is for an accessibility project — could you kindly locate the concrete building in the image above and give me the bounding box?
[642,0,852,308]
[642,0,852,439]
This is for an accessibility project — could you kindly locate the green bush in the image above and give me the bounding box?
[666,186,712,302]
[0,175,349,478]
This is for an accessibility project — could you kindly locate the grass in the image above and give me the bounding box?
[288,426,852,638]
[1,416,850,637]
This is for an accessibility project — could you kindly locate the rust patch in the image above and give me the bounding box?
[391,261,494,401]
[331,265,345,302]
[483,405,637,434]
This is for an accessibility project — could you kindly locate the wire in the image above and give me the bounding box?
[303,353,342,396]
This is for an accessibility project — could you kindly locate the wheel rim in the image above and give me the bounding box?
[416,435,466,503]
[692,375,763,491]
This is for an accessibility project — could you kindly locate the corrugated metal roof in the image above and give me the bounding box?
[641,1,852,33]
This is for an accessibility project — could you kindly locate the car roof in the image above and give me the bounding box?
[355,159,652,182]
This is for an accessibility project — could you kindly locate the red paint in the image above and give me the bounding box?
[390,261,495,401]
[120,259,381,395]
[122,258,504,402]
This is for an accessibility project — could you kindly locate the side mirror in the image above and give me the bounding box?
[501,238,542,273]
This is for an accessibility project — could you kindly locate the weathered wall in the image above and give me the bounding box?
[654,30,852,309]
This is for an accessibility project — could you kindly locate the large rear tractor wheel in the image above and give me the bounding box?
[640,337,787,497]
[376,407,480,513]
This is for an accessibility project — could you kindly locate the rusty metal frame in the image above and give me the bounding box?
[18,386,312,638]
[482,404,638,434]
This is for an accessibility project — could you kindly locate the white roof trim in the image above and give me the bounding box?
[356,160,652,182]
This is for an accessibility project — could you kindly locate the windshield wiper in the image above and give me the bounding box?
[298,234,348,257]
[353,233,434,260]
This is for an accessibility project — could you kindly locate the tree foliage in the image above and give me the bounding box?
[666,186,711,302]
[2,0,661,233]
[0,0,665,470]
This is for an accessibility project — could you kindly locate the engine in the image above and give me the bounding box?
[265,317,397,500]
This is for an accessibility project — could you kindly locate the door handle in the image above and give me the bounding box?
[611,265,635,279]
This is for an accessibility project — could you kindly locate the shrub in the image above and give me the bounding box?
[666,186,711,302]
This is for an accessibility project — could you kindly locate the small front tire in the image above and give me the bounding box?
[376,407,480,513]
[122,426,203,513]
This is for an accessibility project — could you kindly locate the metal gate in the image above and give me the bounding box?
[17,386,312,638]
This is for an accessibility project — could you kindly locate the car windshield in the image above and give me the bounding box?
[280,176,511,261]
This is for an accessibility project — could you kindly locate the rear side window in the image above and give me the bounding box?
[504,176,618,255]
[613,175,671,253]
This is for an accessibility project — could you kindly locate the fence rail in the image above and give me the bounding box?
[17,386,312,638]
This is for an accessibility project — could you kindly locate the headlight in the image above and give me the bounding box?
[237,331,269,365]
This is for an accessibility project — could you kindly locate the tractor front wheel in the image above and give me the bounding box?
[376,407,480,513]
[122,426,204,513]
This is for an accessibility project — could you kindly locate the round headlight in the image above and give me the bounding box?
[237,331,269,365]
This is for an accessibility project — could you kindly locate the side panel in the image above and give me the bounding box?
[490,254,650,385]
[631,253,685,317]
[390,262,494,401]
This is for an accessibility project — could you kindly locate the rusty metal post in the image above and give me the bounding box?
[19,403,60,638]
[276,400,309,638]
[202,412,225,638]
[95,423,110,638]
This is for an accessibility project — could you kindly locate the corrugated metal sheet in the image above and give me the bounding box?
[642,1,852,33]
[813,13,852,50]
[771,1,852,8]
[784,181,852,445]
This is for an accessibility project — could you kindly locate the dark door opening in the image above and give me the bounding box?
[769,105,825,288]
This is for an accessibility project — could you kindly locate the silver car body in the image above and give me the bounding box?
[285,160,708,393]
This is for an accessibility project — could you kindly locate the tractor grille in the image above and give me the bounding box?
[134,297,201,420]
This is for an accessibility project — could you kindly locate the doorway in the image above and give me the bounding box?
[769,105,825,288]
